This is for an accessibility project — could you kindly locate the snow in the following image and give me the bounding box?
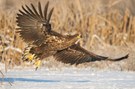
[0,67,135,89]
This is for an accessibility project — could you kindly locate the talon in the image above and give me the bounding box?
[26,53,35,61]
[35,67,38,71]
[34,60,41,70]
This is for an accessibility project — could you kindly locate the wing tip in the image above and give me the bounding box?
[123,53,129,59]
[108,53,129,61]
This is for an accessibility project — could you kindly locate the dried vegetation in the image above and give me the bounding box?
[0,0,135,71]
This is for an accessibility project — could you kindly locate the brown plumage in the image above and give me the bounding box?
[16,1,128,65]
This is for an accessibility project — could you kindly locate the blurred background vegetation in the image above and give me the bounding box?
[0,0,135,71]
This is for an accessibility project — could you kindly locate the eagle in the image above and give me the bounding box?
[16,1,128,69]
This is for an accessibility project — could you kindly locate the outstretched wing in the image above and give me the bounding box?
[16,1,54,45]
[54,44,128,65]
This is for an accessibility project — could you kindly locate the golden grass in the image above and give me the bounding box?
[0,0,135,71]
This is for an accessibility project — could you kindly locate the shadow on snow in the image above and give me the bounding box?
[0,78,90,83]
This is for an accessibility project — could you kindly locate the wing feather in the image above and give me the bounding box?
[54,44,128,65]
[31,3,41,20]
[16,1,54,45]
[38,2,43,18]
[48,8,54,22]
[44,1,49,20]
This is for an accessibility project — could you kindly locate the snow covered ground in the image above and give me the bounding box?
[0,67,135,89]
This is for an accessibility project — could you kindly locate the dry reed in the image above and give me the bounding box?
[0,0,135,71]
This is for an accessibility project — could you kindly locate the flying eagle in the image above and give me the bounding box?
[16,1,128,68]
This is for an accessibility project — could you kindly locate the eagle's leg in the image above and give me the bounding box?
[22,46,42,70]
[22,46,36,62]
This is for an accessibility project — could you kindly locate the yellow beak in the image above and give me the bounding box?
[77,34,81,39]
